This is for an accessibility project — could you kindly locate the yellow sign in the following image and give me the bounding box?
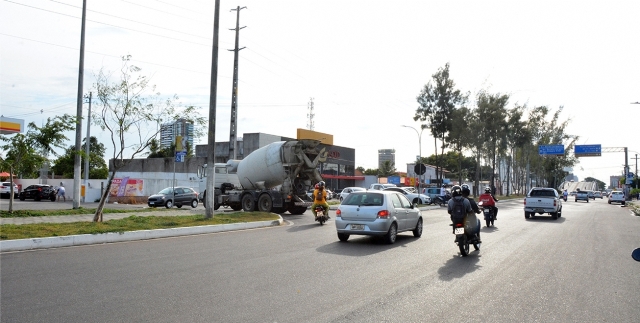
[0,117,24,134]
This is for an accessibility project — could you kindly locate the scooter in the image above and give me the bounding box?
[314,205,329,225]
[451,214,481,256]
[478,201,495,227]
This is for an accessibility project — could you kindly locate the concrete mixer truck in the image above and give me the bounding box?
[197,139,327,214]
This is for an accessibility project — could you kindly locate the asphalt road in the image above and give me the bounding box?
[2,198,639,323]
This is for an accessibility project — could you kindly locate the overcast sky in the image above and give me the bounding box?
[2,0,639,185]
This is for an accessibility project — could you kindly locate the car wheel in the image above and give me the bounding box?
[412,218,423,237]
[337,233,350,242]
[50,194,56,202]
[608,201,611,204]
[412,198,420,205]
[191,199,198,208]
[165,200,173,208]
[384,223,398,244]
[19,194,25,201]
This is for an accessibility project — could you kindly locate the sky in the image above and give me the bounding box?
[1,0,639,186]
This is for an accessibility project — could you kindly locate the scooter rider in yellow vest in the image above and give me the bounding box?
[311,181,330,218]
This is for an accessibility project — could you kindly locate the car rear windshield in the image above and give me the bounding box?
[530,190,556,197]
[343,193,384,206]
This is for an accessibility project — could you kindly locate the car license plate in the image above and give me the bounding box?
[454,228,464,234]
[149,202,154,205]
[351,224,364,230]
[535,208,543,213]
[484,209,489,214]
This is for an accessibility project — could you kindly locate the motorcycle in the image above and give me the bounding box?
[433,193,451,207]
[314,205,329,225]
[478,201,495,227]
[562,194,568,202]
[451,214,481,256]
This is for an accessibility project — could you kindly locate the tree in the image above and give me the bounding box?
[51,136,109,179]
[415,63,468,183]
[363,168,378,176]
[91,55,188,222]
[475,91,509,192]
[0,115,76,213]
[378,161,397,177]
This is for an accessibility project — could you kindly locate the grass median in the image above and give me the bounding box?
[0,212,279,240]
[0,208,164,218]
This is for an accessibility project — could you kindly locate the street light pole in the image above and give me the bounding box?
[402,125,425,192]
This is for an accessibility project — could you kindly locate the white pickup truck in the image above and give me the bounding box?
[524,187,563,220]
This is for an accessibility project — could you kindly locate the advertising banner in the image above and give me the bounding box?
[109,178,145,197]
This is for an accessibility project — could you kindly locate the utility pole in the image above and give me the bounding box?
[228,6,246,161]
[73,0,87,209]
[635,154,638,189]
[307,98,315,130]
[83,92,92,203]
[205,0,221,219]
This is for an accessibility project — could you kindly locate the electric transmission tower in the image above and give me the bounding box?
[307,98,315,130]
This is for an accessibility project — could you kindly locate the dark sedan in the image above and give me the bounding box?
[19,184,57,201]
[148,186,199,209]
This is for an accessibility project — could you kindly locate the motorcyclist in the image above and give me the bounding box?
[478,186,499,219]
[447,185,480,243]
[311,181,330,219]
[562,189,568,201]
[461,184,481,215]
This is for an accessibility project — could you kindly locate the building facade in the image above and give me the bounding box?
[378,149,396,169]
[160,119,194,150]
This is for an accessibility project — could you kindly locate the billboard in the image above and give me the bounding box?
[109,178,144,197]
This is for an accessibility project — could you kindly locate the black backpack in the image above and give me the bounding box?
[451,198,466,222]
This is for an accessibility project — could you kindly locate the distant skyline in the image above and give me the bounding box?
[1,0,638,184]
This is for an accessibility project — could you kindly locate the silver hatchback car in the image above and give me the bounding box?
[335,190,423,244]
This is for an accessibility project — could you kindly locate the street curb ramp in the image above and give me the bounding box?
[0,216,283,252]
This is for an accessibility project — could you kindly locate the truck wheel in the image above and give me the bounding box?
[242,194,257,212]
[258,194,273,212]
[551,212,558,220]
[525,212,530,219]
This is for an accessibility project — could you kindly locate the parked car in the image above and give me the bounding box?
[148,186,199,208]
[18,184,57,201]
[0,182,19,198]
[384,186,431,205]
[335,190,422,244]
[339,187,365,202]
[608,191,625,205]
[422,187,442,200]
[369,183,397,190]
[575,190,589,203]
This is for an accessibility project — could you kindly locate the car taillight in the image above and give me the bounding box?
[377,210,389,218]
[455,223,463,227]
[38,187,42,191]
[336,209,341,217]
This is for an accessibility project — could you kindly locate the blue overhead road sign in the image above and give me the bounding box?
[539,145,564,156]
[575,144,601,157]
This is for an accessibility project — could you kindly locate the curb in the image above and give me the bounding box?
[0,216,283,252]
